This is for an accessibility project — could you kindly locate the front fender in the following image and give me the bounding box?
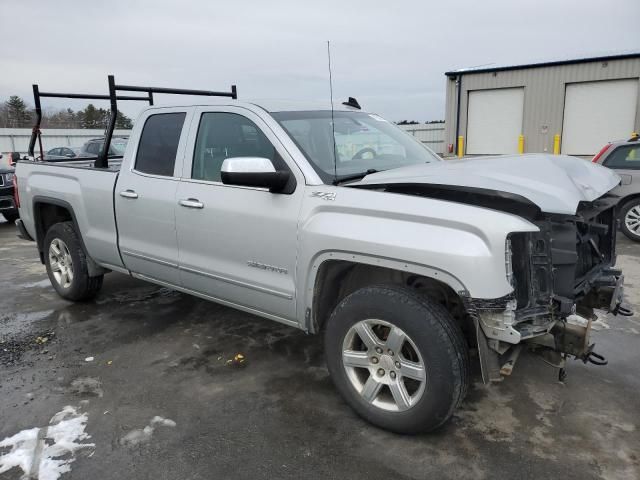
[296,186,539,323]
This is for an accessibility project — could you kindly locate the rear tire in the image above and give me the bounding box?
[324,285,469,434]
[2,211,19,223]
[620,199,640,242]
[44,221,103,301]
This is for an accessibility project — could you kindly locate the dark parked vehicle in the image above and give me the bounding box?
[592,134,640,241]
[0,153,19,223]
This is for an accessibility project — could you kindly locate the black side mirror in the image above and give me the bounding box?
[10,152,20,165]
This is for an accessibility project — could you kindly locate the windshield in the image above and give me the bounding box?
[110,140,128,155]
[271,111,441,183]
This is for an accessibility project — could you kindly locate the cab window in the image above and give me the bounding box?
[191,112,280,182]
[135,113,186,177]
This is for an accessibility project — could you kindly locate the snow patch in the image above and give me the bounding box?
[0,405,94,480]
[120,416,176,447]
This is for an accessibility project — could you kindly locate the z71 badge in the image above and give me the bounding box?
[311,191,336,201]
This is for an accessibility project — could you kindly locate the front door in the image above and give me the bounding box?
[115,109,191,285]
[175,107,303,321]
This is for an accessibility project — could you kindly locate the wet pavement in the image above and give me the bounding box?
[0,217,639,480]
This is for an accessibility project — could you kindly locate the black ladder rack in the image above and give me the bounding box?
[29,74,237,168]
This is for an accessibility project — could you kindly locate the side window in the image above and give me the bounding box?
[135,113,186,177]
[604,145,640,170]
[86,143,100,155]
[192,112,279,182]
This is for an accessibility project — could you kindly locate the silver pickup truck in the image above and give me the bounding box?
[14,79,629,434]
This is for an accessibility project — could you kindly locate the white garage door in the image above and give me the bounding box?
[562,79,638,156]
[466,88,524,155]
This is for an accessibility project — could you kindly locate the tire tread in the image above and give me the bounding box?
[44,221,103,301]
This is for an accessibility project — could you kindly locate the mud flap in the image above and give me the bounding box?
[474,318,502,383]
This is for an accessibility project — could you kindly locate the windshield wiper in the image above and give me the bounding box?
[333,169,380,185]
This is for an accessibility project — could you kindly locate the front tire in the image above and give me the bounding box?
[620,199,640,242]
[44,221,103,301]
[324,285,469,434]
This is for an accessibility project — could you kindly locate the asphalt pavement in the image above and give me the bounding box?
[1,217,639,480]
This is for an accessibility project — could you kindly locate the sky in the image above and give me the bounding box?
[0,0,638,123]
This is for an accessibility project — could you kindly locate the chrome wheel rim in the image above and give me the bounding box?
[342,319,426,412]
[625,206,640,235]
[49,238,74,289]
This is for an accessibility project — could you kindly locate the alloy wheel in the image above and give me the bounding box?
[49,238,74,289]
[342,319,427,412]
[625,205,640,236]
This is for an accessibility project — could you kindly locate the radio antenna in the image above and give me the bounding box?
[327,40,338,183]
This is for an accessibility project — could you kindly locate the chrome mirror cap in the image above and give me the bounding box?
[221,157,276,174]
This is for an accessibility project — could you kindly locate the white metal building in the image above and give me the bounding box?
[444,52,640,157]
[0,128,131,155]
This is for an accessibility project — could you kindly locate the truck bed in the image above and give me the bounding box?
[15,159,125,271]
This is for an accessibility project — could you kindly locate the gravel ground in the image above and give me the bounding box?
[0,217,639,480]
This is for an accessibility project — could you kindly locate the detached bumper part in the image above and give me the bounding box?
[551,316,609,366]
[577,271,633,317]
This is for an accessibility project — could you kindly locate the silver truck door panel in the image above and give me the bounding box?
[115,109,192,284]
[176,107,304,320]
[116,175,181,282]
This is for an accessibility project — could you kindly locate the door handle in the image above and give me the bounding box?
[119,190,138,199]
[179,198,204,209]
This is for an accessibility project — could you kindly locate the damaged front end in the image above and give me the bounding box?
[469,194,632,382]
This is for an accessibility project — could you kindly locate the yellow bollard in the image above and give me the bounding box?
[518,135,524,154]
[553,134,561,155]
[457,136,464,158]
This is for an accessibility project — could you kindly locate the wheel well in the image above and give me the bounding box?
[312,260,472,343]
[34,202,73,262]
[618,194,640,212]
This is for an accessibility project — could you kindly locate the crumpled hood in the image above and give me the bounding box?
[354,154,620,215]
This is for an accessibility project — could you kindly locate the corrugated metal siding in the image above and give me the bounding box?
[0,128,131,154]
[398,124,445,154]
[444,57,640,155]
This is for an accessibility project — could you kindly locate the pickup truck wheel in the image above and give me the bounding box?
[44,222,103,301]
[620,200,640,242]
[324,285,469,434]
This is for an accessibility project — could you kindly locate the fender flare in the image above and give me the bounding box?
[303,250,469,331]
[32,195,107,277]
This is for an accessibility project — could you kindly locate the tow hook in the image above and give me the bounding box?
[583,347,608,366]
[614,304,634,317]
[551,315,608,366]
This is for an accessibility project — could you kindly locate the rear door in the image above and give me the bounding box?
[175,106,303,321]
[115,108,192,285]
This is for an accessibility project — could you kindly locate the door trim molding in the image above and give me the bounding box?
[121,249,178,268]
[179,264,294,300]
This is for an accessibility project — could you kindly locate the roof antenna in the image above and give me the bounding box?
[327,40,338,184]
